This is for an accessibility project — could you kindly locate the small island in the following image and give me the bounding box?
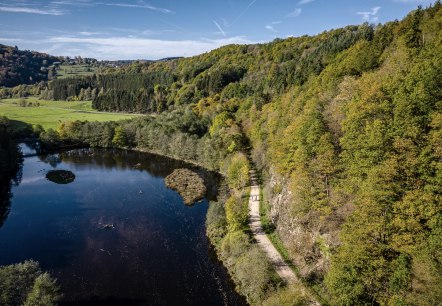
[46,170,75,184]
[165,169,206,205]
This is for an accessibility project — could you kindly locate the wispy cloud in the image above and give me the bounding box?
[213,20,226,37]
[298,0,314,5]
[265,25,277,33]
[265,21,281,33]
[0,37,23,42]
[392,0,430,2]
[0,5,64,15]
[0,1,175,15]
[78,31,105,36]
[232,0,258,25]
[50,0,95,6]
[106,2,175,14]
[288,8,302,17]
[45,35,255,60]
[357,6,381,23]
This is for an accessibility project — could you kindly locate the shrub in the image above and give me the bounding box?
[263,285,310,306]
[0,260,61,306]
[234,246,277,304]
[206,201,228,246]
[226,153,250,190]
[225,194,249,231]
[220,230,251,267]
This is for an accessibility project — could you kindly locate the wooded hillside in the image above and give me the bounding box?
[6,2,442,305]
[0,44,60,87]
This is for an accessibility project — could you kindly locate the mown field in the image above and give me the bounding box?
[56,64,97,79]
[0,97,140,130]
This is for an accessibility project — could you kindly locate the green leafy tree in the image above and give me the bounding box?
[112,125,127,147]
[226,153,250,190]
[0,261,61,306]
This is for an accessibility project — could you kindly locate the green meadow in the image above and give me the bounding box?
[56,64,97,79]
[0,97,140,130]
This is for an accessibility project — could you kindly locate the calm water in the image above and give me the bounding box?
[0,147,246,306]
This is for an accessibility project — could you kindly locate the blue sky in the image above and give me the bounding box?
[0,0,436,60]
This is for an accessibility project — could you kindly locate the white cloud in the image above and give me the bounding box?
[357,6,381,23]
[78,31,104,36]
[298,0,314,5]
[106,2,174,14]
[0,5,64,15]
[265,21,282,33]
[288,8,302,17]
[27,0,176,15]
[50,0,95,6]
[265,25,277,32]
[45,36,255,60]
[0,37,23,42]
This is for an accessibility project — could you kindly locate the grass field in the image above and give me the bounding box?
[56,64,97,79]
[0,97,140,130]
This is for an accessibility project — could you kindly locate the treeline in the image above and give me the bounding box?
[40,22,373,114]
[0,44,60,87]
[0,116,23,234]
[0,117,22,182]
[39,104,241,171]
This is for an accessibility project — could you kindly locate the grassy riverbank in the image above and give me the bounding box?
[0,98,139,130]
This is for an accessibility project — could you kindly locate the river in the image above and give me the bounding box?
[0,146,246,306]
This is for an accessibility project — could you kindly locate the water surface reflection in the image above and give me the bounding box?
[0,148,245,306]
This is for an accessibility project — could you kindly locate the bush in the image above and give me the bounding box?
[234,246,277,304]
[40,128,60,146]
[0,260,61,306]
[24,273,62,306]
[226,153,250,190]
[263,285,310,306]
[225,194,249,231]
[206,201,228,246]
[220,230,251,267]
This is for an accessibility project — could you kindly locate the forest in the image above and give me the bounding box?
[1,2,441,305]
[0,44,61,87]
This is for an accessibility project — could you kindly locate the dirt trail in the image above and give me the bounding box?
[248,184,298,284]
[247,169,320,305]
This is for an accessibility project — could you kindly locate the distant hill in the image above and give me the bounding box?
[0,43,185,88]
[0,44,61,87]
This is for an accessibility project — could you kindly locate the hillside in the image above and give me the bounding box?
[1,2,441,305]
[0,44,61,87]
[50,3,442,305]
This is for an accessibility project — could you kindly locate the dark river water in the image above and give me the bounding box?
[0,147,246,306]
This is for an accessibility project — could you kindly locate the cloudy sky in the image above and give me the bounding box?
[0,0,436,60]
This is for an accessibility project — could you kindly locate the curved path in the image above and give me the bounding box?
[248,184,297,284]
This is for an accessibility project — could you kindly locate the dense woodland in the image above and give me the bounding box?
[1,2,441,305]
[0,45,61,87]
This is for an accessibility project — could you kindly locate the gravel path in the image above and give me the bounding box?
[248,184,298,284]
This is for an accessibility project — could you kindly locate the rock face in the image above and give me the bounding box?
[264,167,344,282]
[165,169,206,205]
